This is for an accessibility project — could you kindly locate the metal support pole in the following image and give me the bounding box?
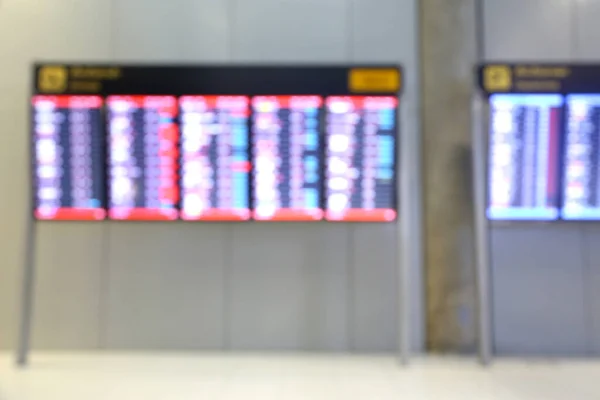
[16,209,37,367]
[398,99,411,365]
[471,94,493,365]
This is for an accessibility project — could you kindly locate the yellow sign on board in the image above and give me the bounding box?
[483,65,512,92]
[349,68,400,93]
[36,65,123,93]
[38,66,68,93]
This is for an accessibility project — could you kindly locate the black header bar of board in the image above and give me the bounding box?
[33,64,402,96]
[477,63,600,95]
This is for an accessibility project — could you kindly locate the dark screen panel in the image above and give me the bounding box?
[324,96,397,222]
[32,95,106,220]
[251,95,323,221]
[107,95,179,221]
[562,94,600,219]
[33,65,402,97]
[477,64,600,95]
[487,94,562,220]
[179,95,251,221]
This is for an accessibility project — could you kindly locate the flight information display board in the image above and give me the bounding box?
[107,95,179,220]
[180,96,251,221]
[32,95,106,220]
[324,96,397,222]
[31,64,402,223]
[487,94,562,220]
[251,95,323,221]
[562,94,600,219]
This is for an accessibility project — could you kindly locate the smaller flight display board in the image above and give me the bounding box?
[180,96,251,221]
[32,95,106,220]
[324,96,398,222]
[251,95,323,221]
[487,94,562,220]
[32,64,402,222]
[562,95,600,219]
[107,95,179,220]
[477,63,600,221]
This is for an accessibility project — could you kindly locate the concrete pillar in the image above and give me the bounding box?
[420,0,479,351]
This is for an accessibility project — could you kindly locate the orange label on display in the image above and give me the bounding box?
[349,68,400,93]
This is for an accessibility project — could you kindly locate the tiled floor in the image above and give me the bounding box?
[0,353,599,399]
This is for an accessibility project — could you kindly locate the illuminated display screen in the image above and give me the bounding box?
[251,95,323,221]
[179,96,251,221]
[487,94,562,220]
[324,96,397,222]
[562,94,600,219]
[107,95,179,220]
[32,95,106,220]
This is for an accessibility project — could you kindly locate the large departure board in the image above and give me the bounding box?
[180,96,251,221]
[487,94,562,220]
[107,95,179,220]
[32,64,402,223]
[32,95,106,220]
[251,95,323,221]
[324,96,397,222]
[562,94,600,219]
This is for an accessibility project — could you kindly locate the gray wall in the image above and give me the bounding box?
[484,0,600,355]
[0,0,423,352]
